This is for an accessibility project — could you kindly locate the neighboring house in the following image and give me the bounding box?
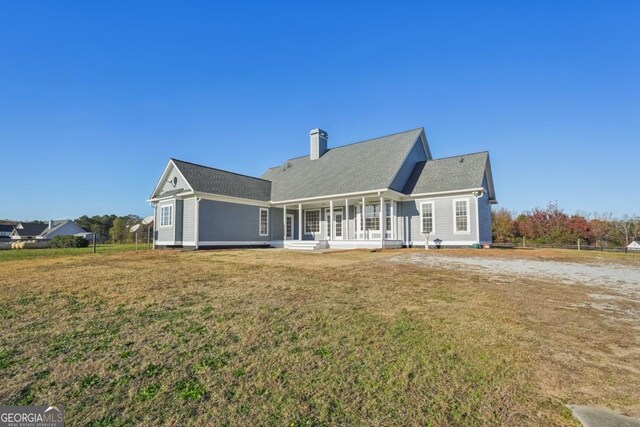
[0,224,15,239]
[149,127,497,250]
[10,220,93,240]
[10,222,48,240]
[628,240,640,251]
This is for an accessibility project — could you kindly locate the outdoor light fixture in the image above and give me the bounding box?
[434,238,443,249]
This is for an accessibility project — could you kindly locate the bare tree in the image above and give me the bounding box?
[615,215,636,247]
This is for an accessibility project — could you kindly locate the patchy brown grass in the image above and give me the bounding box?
[0,248,637,426]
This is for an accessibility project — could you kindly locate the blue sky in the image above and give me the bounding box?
[1,1,638,220]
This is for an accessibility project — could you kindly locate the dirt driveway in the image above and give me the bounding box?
[387,251,640,328]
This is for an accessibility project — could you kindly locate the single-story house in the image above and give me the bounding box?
[10,220,93,241]
[149,127,497,250]
[628,240,640,251]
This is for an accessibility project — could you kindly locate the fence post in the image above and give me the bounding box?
[93,233,96,254]
[577,238,581,251]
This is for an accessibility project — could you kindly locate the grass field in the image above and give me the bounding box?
[0,247,638,426]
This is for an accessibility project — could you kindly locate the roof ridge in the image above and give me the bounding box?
[430,151,488,161]
[171,158,272,183]
[267,127,424,169]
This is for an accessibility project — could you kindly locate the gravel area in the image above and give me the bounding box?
[387,253,640,300]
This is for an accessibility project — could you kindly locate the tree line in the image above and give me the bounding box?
[492,203,640,247]
[74,214,151,244]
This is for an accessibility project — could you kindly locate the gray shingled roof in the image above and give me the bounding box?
[172,159,271,202]
[261,128,423,201]
[403,152,490,195]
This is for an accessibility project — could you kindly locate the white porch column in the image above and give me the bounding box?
[329,200,333,240]
[344,198,349,240]
[390,201,395,240]
[380,196,385,244]
[361,196,366,240]
[298,203,302,241]
[283,205,287,241]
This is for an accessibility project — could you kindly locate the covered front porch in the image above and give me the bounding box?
[274,194,404,250]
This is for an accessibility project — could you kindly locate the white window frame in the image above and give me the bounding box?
[304,209,320,235]
[259,208,269,236]
[420,201,435,234]
[452,198,470,234]
[364,202,381,231]
[159,203,173,228]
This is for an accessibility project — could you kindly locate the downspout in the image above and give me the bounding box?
[194,196,201,250]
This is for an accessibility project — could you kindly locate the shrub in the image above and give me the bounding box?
[49,235,89,248]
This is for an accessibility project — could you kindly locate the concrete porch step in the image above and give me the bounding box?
[284,240,328,251]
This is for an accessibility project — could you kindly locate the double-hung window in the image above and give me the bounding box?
[160,204,173,227]
[421,202,434,234]
[453,199,469,233]
[364,203,380,231]
[259,208,269,236]
[304,210,320,234]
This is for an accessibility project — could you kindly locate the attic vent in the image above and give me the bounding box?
[282,161,292,172]
[459,157,464,163]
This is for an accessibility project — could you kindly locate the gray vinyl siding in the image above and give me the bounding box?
[478,176,493,243]
[271,207,284,240]
[198,199,270,242]
[401,194,478,246]
[182,198,196,244]
[156,199,177,243]
[389,139,427,192]
[159,164,190,195]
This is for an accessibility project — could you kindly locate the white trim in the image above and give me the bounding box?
[156,240,181,245]
[419,201,435,234]
[197,192,271,207]
[273,188,389,205]
[344,198,349,240]
[379,196,385,242]
[298,203,302,241]
[196,241,270,246]
[283,205,287,241]
[415,240,478,247]
[149,159,194,200]
[148,190,194,202]
[304,209,321,235]
[159,202,174,228]
[452,198,471,234]
[408,187,485,198]
[259,207,269,237]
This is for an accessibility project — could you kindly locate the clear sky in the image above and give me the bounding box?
[1,1,638,221]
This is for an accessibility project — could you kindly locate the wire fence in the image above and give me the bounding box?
[491,242,640,253]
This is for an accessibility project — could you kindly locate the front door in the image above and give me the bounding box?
[286,214,294,239]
